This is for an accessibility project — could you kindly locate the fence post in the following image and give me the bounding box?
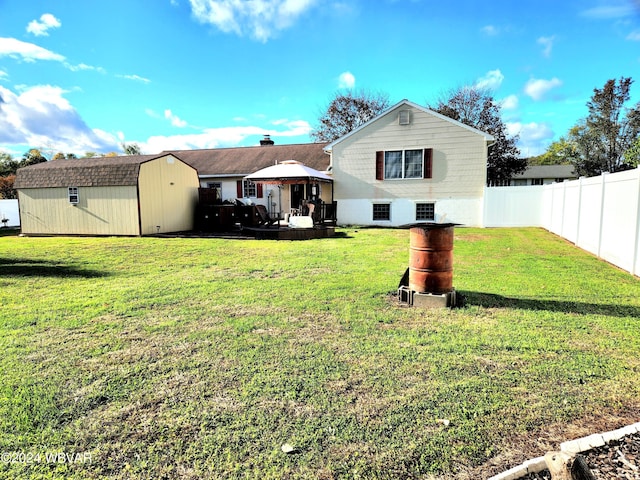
[575,177,584,247]
[560,180,568,238]
[596,172,608,259]
[631,167,640,276]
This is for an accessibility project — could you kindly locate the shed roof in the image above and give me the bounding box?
[14,154,167,189]
[166,143,329,177]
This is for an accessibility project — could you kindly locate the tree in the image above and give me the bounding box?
[624,136,640,167]
[311,90,390,142]
[0,152,20,177]
[429,86,525,185]
[570,77,640,176]
[22,149,48,166]
[52,152,78,160]
[0,174,17,199]
[528,137,576,166]
[121,143,141,155]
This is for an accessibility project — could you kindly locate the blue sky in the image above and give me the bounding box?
[1,0,639,159]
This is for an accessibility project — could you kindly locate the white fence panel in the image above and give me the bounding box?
[547,183,565,236]
[560,181,581,244]
[483,186,545,227]
[598,170,639,272]
[575,176,604,256]
[0,199,19,227]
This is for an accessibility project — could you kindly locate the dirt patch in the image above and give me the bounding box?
[462,406,640,479]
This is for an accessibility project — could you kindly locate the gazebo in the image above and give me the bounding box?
[244,160,335,224]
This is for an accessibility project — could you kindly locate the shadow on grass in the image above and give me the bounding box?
[0,258,107,278]
[460,291,640,318]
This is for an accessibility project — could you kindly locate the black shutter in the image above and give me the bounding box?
[376,151,384,180]
[237,180,243,198]
[423,148,433,179]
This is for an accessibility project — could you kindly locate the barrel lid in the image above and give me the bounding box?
[400,222,461,229]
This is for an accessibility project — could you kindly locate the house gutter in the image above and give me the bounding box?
[199,174,251,179]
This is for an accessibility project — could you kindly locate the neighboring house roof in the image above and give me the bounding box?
[166,143,330,177]
[14,154,170,189]
[512,165,577,179]
[323,99,495,151]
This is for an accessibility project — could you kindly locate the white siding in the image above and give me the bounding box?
[331,103,489,226]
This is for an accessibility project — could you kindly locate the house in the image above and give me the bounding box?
[324,99,494,227]
[509,165,577,186]
[14,154,199,236]
[13,99,495,234]
[165,138,331,218]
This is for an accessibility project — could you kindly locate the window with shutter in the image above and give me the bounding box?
[375,148,433,180]
[238,179,258,198]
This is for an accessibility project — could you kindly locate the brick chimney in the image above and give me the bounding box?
[260,134,274,146]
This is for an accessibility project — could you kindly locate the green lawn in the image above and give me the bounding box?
[1,227,639,479]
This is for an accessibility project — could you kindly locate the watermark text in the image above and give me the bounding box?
[1,451,92,465]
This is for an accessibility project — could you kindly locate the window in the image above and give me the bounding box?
[206,182,222,202]
[531,178,544,186]
[384,150,423,179]
[416,203,435,221]
[372,203,390,221]
[376,149,432,180]
[68,187,79,204]
[236,180,263,198]
[243,180,257,197]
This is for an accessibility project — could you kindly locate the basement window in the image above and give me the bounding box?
[372,203,390,221]
[416,202,435,221]
[68,187,79,204]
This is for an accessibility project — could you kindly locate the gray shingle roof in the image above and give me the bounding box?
[512,165,577,179]
[14,143,330,189]
[166,143,330,176]
[14,155,162,189]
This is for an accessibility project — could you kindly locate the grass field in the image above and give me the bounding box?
[1,227,639,479]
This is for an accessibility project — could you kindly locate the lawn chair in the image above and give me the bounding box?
[255,204,279,228]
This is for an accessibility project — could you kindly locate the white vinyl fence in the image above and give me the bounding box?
[0,199,19,227]
[484,167,640,277]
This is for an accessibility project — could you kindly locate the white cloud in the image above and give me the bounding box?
[508,121,555,157]
[0,84,119,154]
[627,30,640,41]
[117,74,151,83]
[0,69,8,81]
[500,94,519,110]
[26,13,61,37]
[65,62,107,74]
[140,118,312,152]
[537,35,555,58]
[581,3,638,18]
[164,109,188,128]
[338,71,355,89]
[475,69,504,90]
[188,0,318,42]
[0,37,65,62]
[481,25,498,36]
[524,77,562,101]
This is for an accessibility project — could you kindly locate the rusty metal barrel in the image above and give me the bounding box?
[408,223,456,294]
